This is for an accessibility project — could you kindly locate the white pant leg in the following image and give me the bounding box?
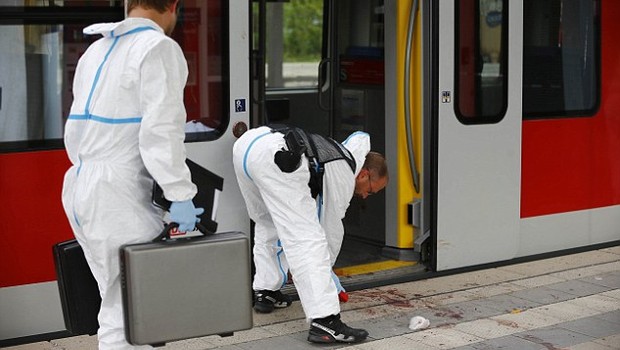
[82,211,159,349]
[252,211,290,290]
[233,130,289,290]
[65,165,161,350]
[234,162,289,290]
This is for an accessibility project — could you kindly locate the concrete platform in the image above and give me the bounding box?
[4,246,620,350]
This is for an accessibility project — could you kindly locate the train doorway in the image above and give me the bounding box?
[250,0,427,291]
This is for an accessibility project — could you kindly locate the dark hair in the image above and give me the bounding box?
[127,0,178,13]
[363,151,388,180]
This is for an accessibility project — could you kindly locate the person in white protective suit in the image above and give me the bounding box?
[232,126,388,344]
[61,1,203,349]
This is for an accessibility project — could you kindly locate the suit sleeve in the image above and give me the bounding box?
[138,38,196,202]
[321,132,371,264]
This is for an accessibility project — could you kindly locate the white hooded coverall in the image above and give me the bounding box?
[232,126,370,320]
[61,18,196,350]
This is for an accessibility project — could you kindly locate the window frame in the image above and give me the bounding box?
[454,0,509,125]
[0,5,122,153]
[0,2,231,153]
[521,0,601,120]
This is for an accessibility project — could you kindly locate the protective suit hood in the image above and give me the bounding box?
[341,131,371,176]
[83,18,163,37]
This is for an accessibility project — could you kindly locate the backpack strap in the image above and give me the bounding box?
[269,125,355,198]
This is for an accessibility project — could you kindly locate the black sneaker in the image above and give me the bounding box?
[308,314,369,343]
[253,290,292,313]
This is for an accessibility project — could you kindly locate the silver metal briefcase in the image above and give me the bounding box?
[120,223,253,346]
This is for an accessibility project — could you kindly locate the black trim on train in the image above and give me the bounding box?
[0,140,65,154]
[0,6,123,25]
[429,0,440,274]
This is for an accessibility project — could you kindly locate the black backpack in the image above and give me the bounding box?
[271,126,356,198]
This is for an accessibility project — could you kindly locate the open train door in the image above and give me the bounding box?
[433,0,522,270]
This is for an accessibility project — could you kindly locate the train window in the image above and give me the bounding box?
[175,0,229,142]
[0,1,122,152]
[0,0,229,152]
[522,0,600,119]
[254,0,323,89]
[455,0,508,124]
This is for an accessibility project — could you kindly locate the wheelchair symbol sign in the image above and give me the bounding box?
[235,99,246,112]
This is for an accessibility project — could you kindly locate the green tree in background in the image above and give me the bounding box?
[283,0,323,61]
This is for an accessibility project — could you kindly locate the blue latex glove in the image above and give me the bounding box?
[331,270,345,293]
[169,200,204,232]
[332,270,349,302]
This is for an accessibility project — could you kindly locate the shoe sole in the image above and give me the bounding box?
[253,300,291,313]
[274,301,292,308]
[253,302,274,313]
[307,333,367,344]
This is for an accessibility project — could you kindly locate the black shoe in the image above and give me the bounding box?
[253,290,292,313]
[307,314,369,343]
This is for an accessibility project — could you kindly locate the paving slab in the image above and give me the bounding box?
[556,316,620,339]
[508,286,579,305]
[233,332,336,350]
[403,327,484,350]
[513,326,596,348]
[490,309,563,330]
[469,293,542,314]
[430,300,504,323]
[566,341,618,350]
[566,294,620,313]
[205,345,245,350]
[467,335,546,350]
[163,337,217,350]
[465,282,528,298]
[600,246,620,255]
[422,290,479,306]
[259,318,309,336]
[510,275,567,288]
[0,343,52,350]
[601,289,620,299]
[584,272,620,289]
[593,310,620,325]
[592,334,620,349]
[352,335,440,350]
[453,318,526,339]
[532,299,603,321]
[546,279,613,297]
[550,262,620,280]
[202,327,276,347]
[341,303,410,323]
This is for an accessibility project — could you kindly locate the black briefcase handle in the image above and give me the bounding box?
[152,222,212,242]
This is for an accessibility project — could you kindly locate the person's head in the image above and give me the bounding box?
[127,0,180,36]
[354,151,388,199]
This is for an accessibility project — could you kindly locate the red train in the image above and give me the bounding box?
[0,0,618,345]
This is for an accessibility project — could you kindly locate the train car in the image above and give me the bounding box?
[1,0,618,346]
[0,0,251,344]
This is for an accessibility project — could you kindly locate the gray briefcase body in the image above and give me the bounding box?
[120,225,253,346]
